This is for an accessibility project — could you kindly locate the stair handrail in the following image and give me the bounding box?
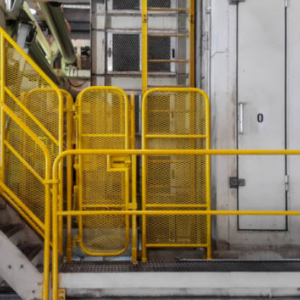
[0,101,52,300]
[0,26,64,300]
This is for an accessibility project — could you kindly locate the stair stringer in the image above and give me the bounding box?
[0,230,43,300]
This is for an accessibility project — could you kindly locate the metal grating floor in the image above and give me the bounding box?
[60,260,300,273]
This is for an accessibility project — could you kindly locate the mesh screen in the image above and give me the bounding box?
[113,0,140,10]
[148,0,171,8]
[0,32,63,234]
[143,90,209,247]
[112,34,140,72]
[77,88,130,255]
[148,37,171,72]
[112,0,171,10]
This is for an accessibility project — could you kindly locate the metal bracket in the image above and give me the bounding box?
[229,0,245,4]
[142,14,148,23]
[107,155,131,172]
[230,177,246,188]
[58,289,66,300]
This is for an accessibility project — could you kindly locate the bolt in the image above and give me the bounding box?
[7,265,11,269]
[20,264,24,269]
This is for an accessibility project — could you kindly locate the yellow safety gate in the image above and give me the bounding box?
[142,88,211,260]
[75,87,136,256]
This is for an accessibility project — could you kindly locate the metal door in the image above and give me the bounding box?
[76,87,131,256]
[237,0,287,230]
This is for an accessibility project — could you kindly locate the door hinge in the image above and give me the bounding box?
[229,0,245,4]
[285,175,289,192]
[230,177,246,188]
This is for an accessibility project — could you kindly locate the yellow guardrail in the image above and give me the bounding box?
[0,27,66,300]
[142,87,211,261]
[50,148,300,300]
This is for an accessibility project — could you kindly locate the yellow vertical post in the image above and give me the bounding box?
[131,155,137,262]
[66,93,73,263]
[52,172,59,300]
[130,93,136,150]
[0,33,6,183]
[205,93,212,259]
[130,93,137,262]
[42,156,51,300]
[142,0,148,95]
[141,93,147,262]
[189,0,195,87]
[58,91,64,255]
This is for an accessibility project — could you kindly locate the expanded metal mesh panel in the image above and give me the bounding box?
[112,0,171,10]
[6,143,46,223]
[77,88,130,255]
[148,0,171,8]
[148,37,171,72]
[112,34,140,72]
[146,209,208,245]
[113,0,140,10]
[0,32,63,235]
[5,116,46,225]
[143,90,210,248]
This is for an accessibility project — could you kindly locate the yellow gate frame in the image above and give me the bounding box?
[142,87,211,261]
[75,86,134,256]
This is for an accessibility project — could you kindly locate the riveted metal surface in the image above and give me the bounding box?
[142,88,211,260]
[76,87,131,256]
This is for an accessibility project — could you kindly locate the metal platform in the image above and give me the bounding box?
[60,259,300,273]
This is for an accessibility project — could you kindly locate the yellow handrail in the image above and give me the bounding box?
[0,26,65,300]
[50,148,300,300]
[0,101,52,300]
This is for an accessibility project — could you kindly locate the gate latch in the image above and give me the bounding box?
[107,155,131,172]
[230,177,246,188]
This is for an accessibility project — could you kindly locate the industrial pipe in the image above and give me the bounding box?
[29,39,60,84]
[39,2,76,65]
[0,0,6,29]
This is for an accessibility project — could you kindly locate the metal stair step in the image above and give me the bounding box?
[17,243,43,262]
[0,224,24,238]
[0,202,5,210]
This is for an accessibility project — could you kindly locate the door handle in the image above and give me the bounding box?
[238,102,245,135]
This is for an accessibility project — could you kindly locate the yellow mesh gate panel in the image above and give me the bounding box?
[142,88,211,260]
[76,87,131,256]
[0,28,63,235]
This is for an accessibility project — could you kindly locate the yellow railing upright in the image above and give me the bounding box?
[0,26,66,300]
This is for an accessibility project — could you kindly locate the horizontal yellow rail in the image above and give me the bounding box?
[51,148,300,300]
[58,210,300,216]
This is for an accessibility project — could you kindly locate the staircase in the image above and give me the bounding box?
[0,196,43,300]
[0,26,67,300]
